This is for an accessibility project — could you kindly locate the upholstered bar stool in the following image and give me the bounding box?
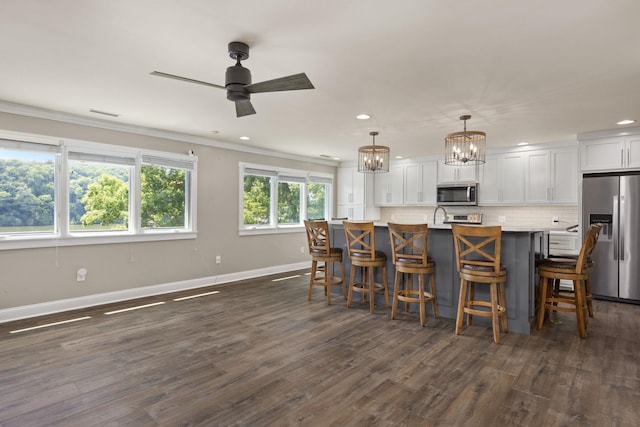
[303,220,346,305]
[343,221,389,314]
[537,224,601,338]
[387,223,438,326]
[452,224,508,344]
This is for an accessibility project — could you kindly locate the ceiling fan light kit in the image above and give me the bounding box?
[358,131,390,173]
[151,41,314,117]
[444,114,486,166]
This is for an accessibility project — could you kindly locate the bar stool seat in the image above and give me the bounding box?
[343,221,389,314]
[452,224,508,344]
[304,220,346,305]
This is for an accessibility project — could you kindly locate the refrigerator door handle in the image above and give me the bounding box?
[613,195,619,261]
[620,194,625,261]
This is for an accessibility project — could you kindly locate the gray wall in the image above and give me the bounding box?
[0,112,335,310]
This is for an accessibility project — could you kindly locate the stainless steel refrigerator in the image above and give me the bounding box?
[582,173,640,301]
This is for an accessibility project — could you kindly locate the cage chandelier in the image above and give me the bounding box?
[444,115,486,166]
[358,131,390,173]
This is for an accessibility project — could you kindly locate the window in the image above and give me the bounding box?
[240,163,332,234]
[0,140,58,234]
[141,156,192,230]
[68,151,134,232]
[0,133,197,248]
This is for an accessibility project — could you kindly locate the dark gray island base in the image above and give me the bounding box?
[329,223,546,335]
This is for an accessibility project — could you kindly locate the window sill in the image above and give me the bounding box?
[239,226,304,236]
[0,231,197,250]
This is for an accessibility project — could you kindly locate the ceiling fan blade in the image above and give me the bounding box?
[235,101,256,117]
[150,71,225,89]
[245,73,314,93]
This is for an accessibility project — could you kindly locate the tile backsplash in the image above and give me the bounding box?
[380,205,579,228]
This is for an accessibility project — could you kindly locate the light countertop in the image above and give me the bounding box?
[331,220,569,233]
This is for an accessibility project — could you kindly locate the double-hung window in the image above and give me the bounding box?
[240,163,332,234]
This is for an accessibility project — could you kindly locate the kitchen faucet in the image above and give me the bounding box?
[433,206,447,224]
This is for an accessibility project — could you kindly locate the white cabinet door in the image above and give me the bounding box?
[479,153,523,205]
[374,164,404,205]
[501,153,525,204]
[479,156,500,204]
[626,136,640,168]
[336,204,364,220]
[580,138,625,171]
[525,150,550,203]
[337,166,364,205]
[405,161,437,205]
[437,160,478,183]
[550,147,578,204]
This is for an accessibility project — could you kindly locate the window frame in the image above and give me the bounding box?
[239,162,333,236]
[0,131,197,250]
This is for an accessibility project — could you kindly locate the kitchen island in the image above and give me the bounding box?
[329,222,548,335]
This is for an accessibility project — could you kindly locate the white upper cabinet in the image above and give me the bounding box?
[337,166,365,205]
[404,160,437,205]
[479,153,524,205]
[524,147,577,204]
[580,136,640,171]
[437,160,478,184]
[374,164,404,205]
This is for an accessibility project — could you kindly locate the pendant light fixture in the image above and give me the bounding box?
[358,131,390,173]
[444,115,486,166]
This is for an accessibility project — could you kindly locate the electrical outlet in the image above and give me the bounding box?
[215,255,221,264]
[498,215,506,223]
[552,216,559,223]
[76,268,87,282]
[300,246,305,253]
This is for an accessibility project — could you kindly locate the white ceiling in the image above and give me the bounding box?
[1,0,639,162]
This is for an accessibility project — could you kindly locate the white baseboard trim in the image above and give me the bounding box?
[0,261,308,324]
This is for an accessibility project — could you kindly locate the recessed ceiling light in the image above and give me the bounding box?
[395,156,404,159]
[333,157,341,161]
[517,141,529,146]
[239,136,250,140]
[356,114,371,120]
[617,119,636,125]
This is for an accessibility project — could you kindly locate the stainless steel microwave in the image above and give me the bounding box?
[436,183,478,206]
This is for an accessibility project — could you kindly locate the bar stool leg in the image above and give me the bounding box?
[575,279,587,338]
[391,270,401,320]
[308,260,317,302]
[368,266,375,314]
[490,282,500,344]
[455,278,467,335]
[430,273,439,318]
[537,276,549,330]
[499,282,508,333]
[347,266,355,308]
[418,274,426,327]
[467,282,475,326]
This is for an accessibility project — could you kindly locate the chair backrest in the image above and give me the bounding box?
[343,221,376,261]
[387,222,429,267]
[304,220,331,255]
[451,224,502,273]
[575,224,602,273]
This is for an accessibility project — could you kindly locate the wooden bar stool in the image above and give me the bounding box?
[343,221,389,314]
[537,224,601,338]
[452,225,508,344]
[388,223,438,326]
[546,224,602,318]
[303,220,345,305]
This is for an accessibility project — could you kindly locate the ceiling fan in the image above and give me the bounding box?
[151,41,315,117]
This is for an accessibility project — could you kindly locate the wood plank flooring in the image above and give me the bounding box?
[0,270,639,426]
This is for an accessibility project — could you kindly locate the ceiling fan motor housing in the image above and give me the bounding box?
[225,65,251,101]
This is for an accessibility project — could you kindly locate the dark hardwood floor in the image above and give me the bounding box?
[1,271,639,426]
